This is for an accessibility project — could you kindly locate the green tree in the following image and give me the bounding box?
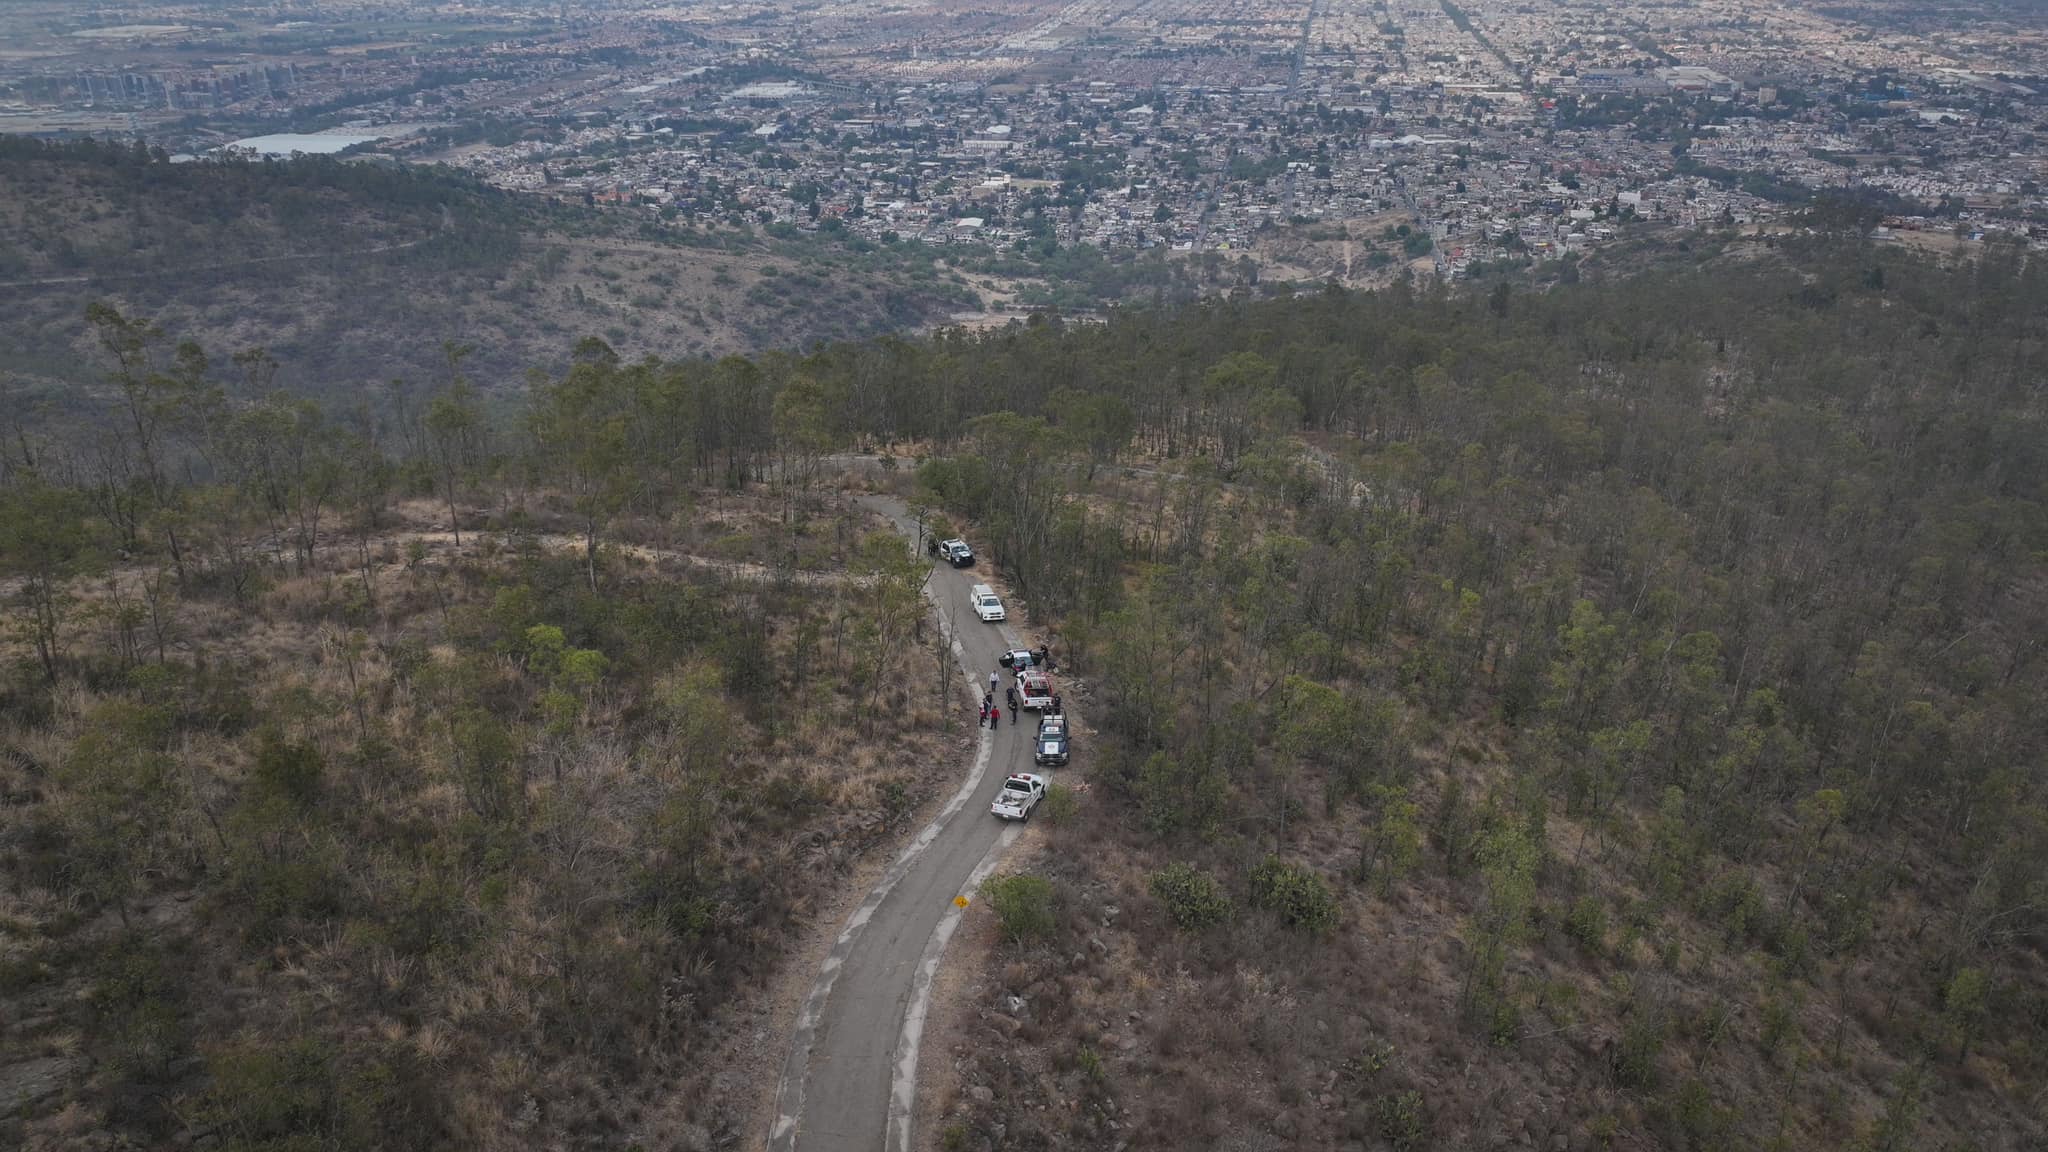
[531,348,634,589]
[772,372,839,508]
[1461,809,1541,1035]
[85,302,213,571]
[1201,350,1282,469]
[0,480,101,681]
[1943,967,1989,1061]
[1360,783,1424,893]
[851,531,929,728]
[1052,388,1136,478]
[57,702,182,926]
[423,353,483,547]
[1546,599,1623,737]
[1784,787,1846,920]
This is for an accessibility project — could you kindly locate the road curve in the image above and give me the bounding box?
[769,494,1052,1152]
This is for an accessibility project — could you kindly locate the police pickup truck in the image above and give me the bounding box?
[990,773,1047,821]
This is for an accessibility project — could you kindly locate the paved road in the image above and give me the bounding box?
[770,495,1053,1152]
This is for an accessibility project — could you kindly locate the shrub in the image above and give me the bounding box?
[199,1037,365,1147]
[1248,856,1339,934]
[90,935,189,1091]
[1343,1038,1396,1081]
[1487,995,1522,1046]
[1040,783,1079,826]
[984,873,1055,943]
[1617,994,1668,1090]
[1149,862,1231,931]
[1703,869,1764,942]
[1566,895,1608,954]
[252,732,324,807]
[1758,989,1799,1058]
[1374,1089,1426,1149]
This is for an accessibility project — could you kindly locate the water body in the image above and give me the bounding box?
[220,124,436,158]
[224,133,384,157]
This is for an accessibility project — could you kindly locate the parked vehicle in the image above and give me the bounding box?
[1034,716,1070,766]
[971,584,1006,622]
[991,773,1047,820]
[940,539,975,567]
[998,648,1036,671]
[1016,669,1053,711]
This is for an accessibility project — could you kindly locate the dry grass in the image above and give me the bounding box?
[0,484,961,1152]
[915,483,2048,1152]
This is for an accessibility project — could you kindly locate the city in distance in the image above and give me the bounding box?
[1,2,2047,1152]
[0,0,2042,321]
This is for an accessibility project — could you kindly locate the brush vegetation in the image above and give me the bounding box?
[5,224,2048,1152]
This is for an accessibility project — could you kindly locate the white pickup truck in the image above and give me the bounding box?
[990,773,1047,821]
[1015,669,1054,711]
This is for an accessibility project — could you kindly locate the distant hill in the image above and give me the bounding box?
[0,140,981,409]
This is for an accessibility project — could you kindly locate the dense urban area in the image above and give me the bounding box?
[2,0,2045,288]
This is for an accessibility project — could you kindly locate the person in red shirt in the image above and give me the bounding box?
[989,704,1002,728]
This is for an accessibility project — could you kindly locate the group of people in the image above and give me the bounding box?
[980,668,1014,728]
[978,650,1063,729]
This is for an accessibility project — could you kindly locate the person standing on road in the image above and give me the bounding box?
[989,704,1001,728]
[978,699,989,728]
[1005,685,1018,714]
[990,670,1000,696]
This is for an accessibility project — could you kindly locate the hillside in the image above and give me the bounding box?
[0,140,981,409]
[0,478,965,1149]
[893,242,2048,1151]
[3,232,2046,1152]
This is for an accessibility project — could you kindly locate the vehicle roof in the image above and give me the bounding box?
[1019,670,1052,687]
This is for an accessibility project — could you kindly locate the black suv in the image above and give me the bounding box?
[1034,716,1070,766]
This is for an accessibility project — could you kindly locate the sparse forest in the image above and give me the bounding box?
[905,240,2048,1151]
[4,226,2047,1152]
[0,312,963,1149]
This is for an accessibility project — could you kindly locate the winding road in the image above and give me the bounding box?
[769,494,1055,1152]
